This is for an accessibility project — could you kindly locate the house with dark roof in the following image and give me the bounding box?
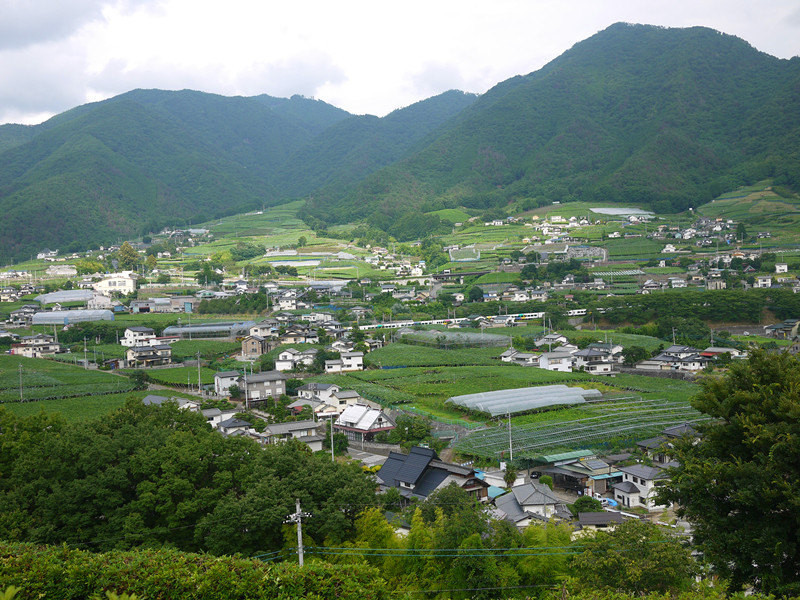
[376,446,490,503]
[574,511,625,537]
[612,464,669,510]
[492,482,570,529]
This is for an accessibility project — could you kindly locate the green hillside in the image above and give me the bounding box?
[306,23,800,235]
[2,23,800,261]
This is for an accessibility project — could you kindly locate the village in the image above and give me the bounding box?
[2,198,800,548]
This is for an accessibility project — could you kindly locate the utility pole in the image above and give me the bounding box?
[330,417,335,462]
[508,412,513,462]
[83,337,88,369]
[285,499,311,567]
[19,365,23,402]
[196,351,202,396]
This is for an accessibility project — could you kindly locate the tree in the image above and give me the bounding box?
[571,519,696,595]
[659,350,800,595]
[503,467,517,488]
[571,495,603,514]
[116,241,140,270]
[538,475,553,489]
[145,254,157,272]
[622,345,649,366]
[468,286,484,302]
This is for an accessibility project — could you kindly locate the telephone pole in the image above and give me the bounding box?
[285,499,311,566]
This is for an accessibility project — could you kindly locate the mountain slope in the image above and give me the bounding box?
[0,91,352,261]
[305,23,800,231]
[275,90,478,198]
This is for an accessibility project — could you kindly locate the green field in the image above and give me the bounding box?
[697,182,800,244]
[366,343,504,367]
[133,366,217,386]
[0,355,137,411]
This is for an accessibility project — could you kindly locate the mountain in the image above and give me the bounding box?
[0,89,475,262]
[0,90,354,262]
[305,23,800,234]
[2,23,800,260]
[274,90,478,198]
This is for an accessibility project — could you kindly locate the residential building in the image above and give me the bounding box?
[126,344,172,367]
[334,404,395,444]
[242,371,287,403]
[260,420,323,451]
[376,446,490,503]
[121,326,157,347]
[612,464,669,510]
[10,334,63,358]
[214,371,241,396]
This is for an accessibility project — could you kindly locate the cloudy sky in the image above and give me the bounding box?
[2,0,799,125]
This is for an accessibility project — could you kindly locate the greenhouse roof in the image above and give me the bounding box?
[31,309,114,324]
[446,385,602,417]
[35,290,94,304]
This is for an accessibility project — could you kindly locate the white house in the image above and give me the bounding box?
[334,404,396,444]
[214,371,241,396]
[538,352,574,372]
[121,326,157,347]
[93,271,138,295]
[612,464,669,511]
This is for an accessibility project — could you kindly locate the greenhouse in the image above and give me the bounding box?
[31,309,114,325]
[162,320,256,339]
[446,384,602,417]
[35,290,95,305]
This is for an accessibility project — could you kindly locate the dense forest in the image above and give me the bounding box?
[1,24,799,260]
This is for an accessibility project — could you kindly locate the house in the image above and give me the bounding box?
[142,395,200,412]
[214,371,241,396]
[612,464,669,510]
[249,319,280,338]
[241,335,271,358]
[93,272,138,295]
[10,334,63,358]
[296,382,340,403]
[9,305,40,326]
[776,263,788,274]
[121,326,157,347]
[493,482,568,528]
[260,420,323,451]
[341,351,364,371]
[275,347,318,371]
[286,397,323,416]
[538,352,574,372]
[573,511,625,537]
[241,371,287,404]
[333,404,396,445]
[217,417,253,436]
[376,446,490,503]
[754,275,773,289]
[126,344,172,367]
[535,333,568,348]
[500,347,539,366]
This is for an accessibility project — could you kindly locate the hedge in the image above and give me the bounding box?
[0,542,390,600]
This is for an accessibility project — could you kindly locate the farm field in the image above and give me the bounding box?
[128,365,217,387]
[365,343,504,367]
[0,355,136,404]
[0,389,201,422]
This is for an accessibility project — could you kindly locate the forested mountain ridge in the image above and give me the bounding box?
[2,23,800,260]
[0,88,473,262]
[304,23,800,234]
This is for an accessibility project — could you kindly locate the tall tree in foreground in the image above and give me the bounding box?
[659,350,800,595]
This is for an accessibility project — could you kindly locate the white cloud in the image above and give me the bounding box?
[0,0,798,125]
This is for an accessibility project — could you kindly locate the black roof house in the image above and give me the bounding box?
[376,446,489,502]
